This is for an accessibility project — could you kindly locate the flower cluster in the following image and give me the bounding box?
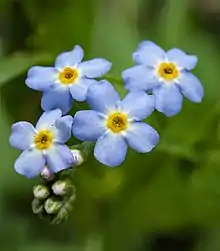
[9,42,204,178]
[9,41,203,222]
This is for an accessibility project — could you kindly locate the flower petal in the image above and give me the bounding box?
[121,91,155,120]
[78,58,112,78]
[36,109,62,130]
[70,78,97,101]
[51,115,73,143]
[166,48,198,70]
[25,66,57,91]
[122,65,160,91]
[154,84,183,117]
[55,45,84,68]
[72,110,106,141]
[46,144,74,173]
[9,122,36,150]
[94,133,127,167]
[14,149,45,178]
[177,72,204,103]
[125,122,159,153]
[41,88,73,115]
[133,41,166,66]
[86,80,120,113]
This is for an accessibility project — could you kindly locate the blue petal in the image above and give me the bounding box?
[133,41,166,66]
[166,48,198,70]
[41,88,73,115]
[154,84,183,117]
[125,122,159,153]
[122,65,160,91]
[94,133,127,167]
[121,91,155,120]
[78,58,112,78]
[50,115,73,143]
[70,78,97,101]
[36,109,62,130]
[72,110,106,141]
[14,149,45,178]
[45,144,74,173]
[177,72,204,103]
[55,45,84,68]
[25,66,57,91]
[86,80,120,113]
[9,122,36,150]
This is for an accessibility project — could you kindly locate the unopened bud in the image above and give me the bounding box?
[52,179,73,196]
[41,166,54,181]
[32,198,44,214]
[44,197,62,214]
[71,149,84,166]
[33,184,50,199]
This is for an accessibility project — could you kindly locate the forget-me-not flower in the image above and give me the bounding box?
[9,109,74,178]
[25,45,112,114]
[72,80,159,167]
[122,41,204,117]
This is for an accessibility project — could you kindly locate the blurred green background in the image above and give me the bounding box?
[1,0,220,250]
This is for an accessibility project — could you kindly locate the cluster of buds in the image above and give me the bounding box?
[31,142,94,224]
[32,167,76,224]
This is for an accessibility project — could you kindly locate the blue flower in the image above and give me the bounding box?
[72,80,159,167]
[122,41,204,117]
[25,45,112,114]
[9,109,74,178]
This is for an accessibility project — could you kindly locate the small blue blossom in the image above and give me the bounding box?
[122,41,204,117]
[72,80,159,167]
[9,109,74,178]
[25,45,112,114]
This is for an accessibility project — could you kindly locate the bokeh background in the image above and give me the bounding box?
[1,0,220,250]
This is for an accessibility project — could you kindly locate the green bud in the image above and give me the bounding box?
[33,184,50,199]
[70,142,94,166]
[32,198,44,214]
[44,197,62,214]
[52,179,74,196]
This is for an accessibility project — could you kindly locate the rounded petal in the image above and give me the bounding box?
[36,109,62,130]
[55,45,84,68]
[133,41,166,66]
[25,66,57,91]
[70,79,97,101]
[121,91,155,120]
[154,84,183,117]
[86,80,120,113]
[46,144,74,173]
[122,65,160,91]
[166,48,198,70]
[9,122,36,150]
[94,133,127,167]
[72,110,106,141]
[177,72,204,103]
[41,88,73,115]
[51,115,73,143]
[14,149,45,178]
[125,122,159,153]
[78,58,112,78]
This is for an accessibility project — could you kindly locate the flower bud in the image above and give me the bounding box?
[32,198,44,214]
[33,184,50,200]
[41,166,54,181]
[52,179,74,196]
[71,149,84,166]
[44,197,62,214]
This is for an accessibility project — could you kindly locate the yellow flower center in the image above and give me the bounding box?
[58,67,78,85]
[34,130,53,150]
[107,112,128,133]
[158,62,179,81]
